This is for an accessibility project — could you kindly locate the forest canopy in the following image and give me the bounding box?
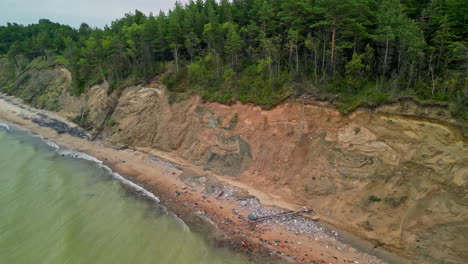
[0,0,466,118]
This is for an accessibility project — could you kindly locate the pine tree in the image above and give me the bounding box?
[224,23,243,67]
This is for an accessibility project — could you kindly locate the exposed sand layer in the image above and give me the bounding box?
[0,94,397,263]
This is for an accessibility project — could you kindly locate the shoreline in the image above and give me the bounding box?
[0,93,405,264]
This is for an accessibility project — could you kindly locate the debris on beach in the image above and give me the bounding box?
[192,176,329,236]
[241,198,325,234]
[211,186,240,200]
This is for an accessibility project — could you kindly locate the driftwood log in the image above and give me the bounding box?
[250,208,312,224]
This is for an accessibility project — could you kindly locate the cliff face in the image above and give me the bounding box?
[4,66,467,263]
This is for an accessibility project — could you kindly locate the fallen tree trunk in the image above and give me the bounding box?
[251,208,312,223]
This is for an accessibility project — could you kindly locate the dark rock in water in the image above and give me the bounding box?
[247,214,257,220]
[86,193,96,198]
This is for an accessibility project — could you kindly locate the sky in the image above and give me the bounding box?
[0,0,182,28]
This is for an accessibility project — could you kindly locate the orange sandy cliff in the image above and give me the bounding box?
[3,65,468,263]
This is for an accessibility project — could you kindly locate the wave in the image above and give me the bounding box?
[37,134,188,228]
[0,123,10,131]
[57,149,160,203]
[58,149,103,164]
[44,140,59,150]
[2,122,165,215]
[110,171,160,203]
[27,131,60,150]
[22,131,60,150]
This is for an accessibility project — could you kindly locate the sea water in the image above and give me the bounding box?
[0,125,249,264]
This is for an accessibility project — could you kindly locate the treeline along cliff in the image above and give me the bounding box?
[0,0,466,118]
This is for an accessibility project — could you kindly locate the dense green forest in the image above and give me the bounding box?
[0,0,466,118]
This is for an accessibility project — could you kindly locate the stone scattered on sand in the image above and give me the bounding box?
[247,213,258,220]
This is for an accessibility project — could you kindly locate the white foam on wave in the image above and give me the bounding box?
[29,133,43,139]
[44,140,59,149]
[58,149,160,203]
[110,171,161,203]
[0,123,10,131]
[58,149,102,164]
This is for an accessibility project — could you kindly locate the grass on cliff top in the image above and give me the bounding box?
[333,89,390,114]
[163,69,467,122]
[160,62,467,119]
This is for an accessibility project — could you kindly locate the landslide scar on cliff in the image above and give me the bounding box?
[204,135,252,178]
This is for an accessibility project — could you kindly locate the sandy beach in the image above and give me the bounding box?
[0,93,403,264]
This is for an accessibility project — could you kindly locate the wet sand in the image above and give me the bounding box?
[0,93,405,264]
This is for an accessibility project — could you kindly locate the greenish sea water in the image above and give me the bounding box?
[0,124,249,264]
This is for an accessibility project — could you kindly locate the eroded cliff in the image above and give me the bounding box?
[3,66,467,263]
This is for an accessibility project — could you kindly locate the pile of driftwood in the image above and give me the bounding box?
[249,208,313,224]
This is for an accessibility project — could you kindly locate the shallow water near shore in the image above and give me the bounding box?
[0,125,249,264]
